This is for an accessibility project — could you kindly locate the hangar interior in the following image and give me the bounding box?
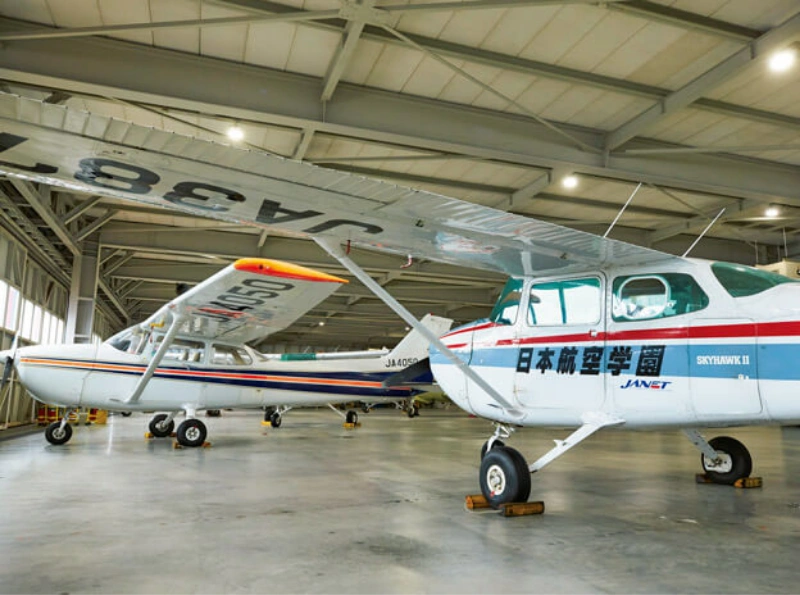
[0,1,800,592]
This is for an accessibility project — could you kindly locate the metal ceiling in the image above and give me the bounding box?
[0,0,798,348]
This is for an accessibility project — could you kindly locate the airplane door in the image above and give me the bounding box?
[689,318,761,418]
[514,276,605,416]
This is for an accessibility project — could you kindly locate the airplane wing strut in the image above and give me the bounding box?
[315,237,522,418]
[123,312,186,405]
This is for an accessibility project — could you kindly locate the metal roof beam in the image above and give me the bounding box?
[8,179,81,256]
[2,25,798,204]
[61,196,103,225]
[605,11,800,151]
[608,0,760,42]
[320,0,374,103]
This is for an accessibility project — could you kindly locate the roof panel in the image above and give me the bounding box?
[479,5,562,55]
[518,4,606,65]
[150,0,200,54]
[285,26,340,78]
[573,93,651,130]
[46,0,101,27]
[244,22,295,71]
[470,71,536,112]
[437,8,506,47]
[556,12,646,73]
[364,44,424,92]
[402,55,460,99]
[438,62,503,105]
[593,21,685,81]
[394,9,453,38]
[99,0,152,46]
[340,37,384,86]
[540,86,605,124]
[513,78,573,116]
[0,0,52,24]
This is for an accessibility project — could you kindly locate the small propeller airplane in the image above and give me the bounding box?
[2,93,800,507]
[0,257,452,447]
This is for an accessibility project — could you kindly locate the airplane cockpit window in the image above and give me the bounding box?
[211,345,253,366]
[151,337,206,363]
[711,262,798,297]
[489,278,523,325]
[612,273,708,322]
[106,328,149,355]
[526,278,601,326]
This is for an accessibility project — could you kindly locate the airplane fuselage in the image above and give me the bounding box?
[431,259,800,430]
[14,343,418,412]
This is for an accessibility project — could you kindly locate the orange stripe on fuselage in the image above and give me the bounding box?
[18,357,386,388]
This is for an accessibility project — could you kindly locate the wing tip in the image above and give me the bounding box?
[233,258,347,283]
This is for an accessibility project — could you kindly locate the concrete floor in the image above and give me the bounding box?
[1,408,799,594]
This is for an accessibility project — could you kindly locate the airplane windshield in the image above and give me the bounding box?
[106,328,150,354]
[489,278,523,325]
[711,262,798,297]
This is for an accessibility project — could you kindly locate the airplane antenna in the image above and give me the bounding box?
[604,182,642,238]
[682,208,725,258]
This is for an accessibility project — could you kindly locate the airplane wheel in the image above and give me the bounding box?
[45,421,72,445]
[480,439,505,460]
[264,407,276,422]
[149,413,175,438]
[346,410,358,424]
[479,446,531,509]
[120,411,132,417]
[176,419,207,448]
[205,409,221,417]
[361,404,370,413]
[407,404,420,418]
[270,412,282,428]
[701,436,752,485]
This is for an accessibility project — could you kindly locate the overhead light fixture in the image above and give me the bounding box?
[562,175,578,189]
[227,125,245,142]
[768,49,796,73]
[765,206,780,218]
[318,321,326,326]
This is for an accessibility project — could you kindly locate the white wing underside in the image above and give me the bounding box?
[0,94,679,278]
[142,259,346,344]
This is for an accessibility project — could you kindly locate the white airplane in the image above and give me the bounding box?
[0,256,451,447]
[2,94,800,507]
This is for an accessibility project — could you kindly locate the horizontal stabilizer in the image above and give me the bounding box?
[382,358,433,388]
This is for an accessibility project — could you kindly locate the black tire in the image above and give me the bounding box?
[270,411,282,428]
[346,410,358,424]
[504,447,531,503]
[45,421,72,445]
[701,436,752,485]
[205,409,221,417]
[479,446,530,509]
[480,439,505,460]
[176,419,207,448]
[361,404,370,413]
[264,406,276,422]
[120,411,132,417]
[149,413,174,438]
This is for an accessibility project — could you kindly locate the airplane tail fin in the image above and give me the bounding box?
[384,314,453,364]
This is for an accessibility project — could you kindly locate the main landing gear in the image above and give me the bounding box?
[263,406,291,428]
[477,414,622,509]
[684,429,754,485]
[407,402,420,418]
[148,411,208,448]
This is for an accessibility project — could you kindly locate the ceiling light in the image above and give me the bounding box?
[562,175,578,189]
[765,206,780,218]
[226,125,244,142]
[768,49,795,73]
[318,321,326,326]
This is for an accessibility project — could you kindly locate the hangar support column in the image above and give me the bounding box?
[65,240,99,344]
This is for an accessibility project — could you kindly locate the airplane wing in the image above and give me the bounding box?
[145,258,347,344]
[0,94,680,278]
